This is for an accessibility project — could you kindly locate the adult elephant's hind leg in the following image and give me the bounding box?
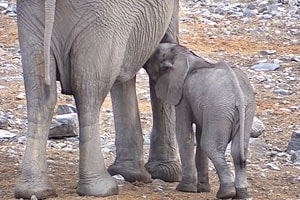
[108,77,151,183]
[145,78,181,182]
[73,52,118,196]
[15,49,57,199]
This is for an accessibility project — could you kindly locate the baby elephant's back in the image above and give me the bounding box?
[184,65,253,108]
[231,67,255,105]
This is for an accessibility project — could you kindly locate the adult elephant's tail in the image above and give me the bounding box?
[44,0,56,85]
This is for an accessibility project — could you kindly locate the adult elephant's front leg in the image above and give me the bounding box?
[108,77,151,182]
[145,78,181,182]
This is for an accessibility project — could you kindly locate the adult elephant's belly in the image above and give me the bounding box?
[54,0,174,92]
[109,1,174,83]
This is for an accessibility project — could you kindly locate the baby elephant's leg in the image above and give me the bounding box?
[201,119,236,199]
[231,114,253,199]
[175,104,197,193]
[195,126,211,193]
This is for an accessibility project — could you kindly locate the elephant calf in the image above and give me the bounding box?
[145,43,255,199]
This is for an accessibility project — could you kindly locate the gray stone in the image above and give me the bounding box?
[49,113,78,139]
[251,117,265,138]
[260,50,276,55]
[287,130,300,152]
[0,130,16,138]
[49,142,62,149]
[16,93,26,100]
[0,3,8,11]
[247,3,256,10]
[30,195,38,200]
[243,8,258,17]
[248,138,268,160]
[57,104,77,115]
[113,174,125,185]
[266,162,280,170]
[250,63,280,71]
[0,116,8,129]
[273,89,290,95]
[291,150,300,163]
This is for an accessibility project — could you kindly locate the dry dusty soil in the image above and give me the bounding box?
[0,2,300,200]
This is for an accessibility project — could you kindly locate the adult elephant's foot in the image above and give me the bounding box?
[108,161,151,183]
[235,188,251,199]
[15,178,57,199]
[216,182,236,199]
[197,182,211,192]
[176,180,197,193]
[77,173,118,197]
[145,160,181,182]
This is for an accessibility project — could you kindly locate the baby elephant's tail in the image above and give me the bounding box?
[225,63,247,167]
[238,104,246,167]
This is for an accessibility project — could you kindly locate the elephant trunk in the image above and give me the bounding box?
[44,0,56,85]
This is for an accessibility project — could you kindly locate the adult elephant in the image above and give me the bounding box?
[15,0,180,199]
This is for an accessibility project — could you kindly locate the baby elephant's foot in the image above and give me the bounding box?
[234,188,251,199]
[197,182,211,193]
[176,180,197,193]
[216,182,236,199]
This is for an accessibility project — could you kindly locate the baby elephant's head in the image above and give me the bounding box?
[145,43,189,80]
[145,43,191,105]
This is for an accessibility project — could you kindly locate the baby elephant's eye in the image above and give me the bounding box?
[159,66,169,73]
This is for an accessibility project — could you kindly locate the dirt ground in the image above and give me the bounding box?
[0,4,300,200]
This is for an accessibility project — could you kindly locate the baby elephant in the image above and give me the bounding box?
[145,43,255,199]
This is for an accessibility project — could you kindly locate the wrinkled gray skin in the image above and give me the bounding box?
[145,43,255,199]
[15,1,181,199]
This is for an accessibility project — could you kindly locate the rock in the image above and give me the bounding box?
[291,150,300,163]
[49,113,79,139]
[0,130,16,139]
[0,3,8,11]
[287,130,300,152]
[251,117,265,138]
[49,142,62,149]
[250,63,280,71]
[248,138,268,160]
[17,136,27,144]
[113,174,125,185]
[15,93,26,100]
[0,116,9,129]
[273,89,290,95]
[57,104,77,115]
[47,159,56,165]
[266,162,280,170]
[260,50,276,55]
[30,195,38,200]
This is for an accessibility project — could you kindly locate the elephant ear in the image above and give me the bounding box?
[155,55,190,105]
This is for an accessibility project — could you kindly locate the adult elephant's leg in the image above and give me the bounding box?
[75,96,118,196]
[145,3,181,181]
[108,77,151,183]
[14,48,57,198]
[144,77,181,182]
[73,50,118,196]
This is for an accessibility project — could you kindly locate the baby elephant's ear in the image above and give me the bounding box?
[155,54,190,105]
